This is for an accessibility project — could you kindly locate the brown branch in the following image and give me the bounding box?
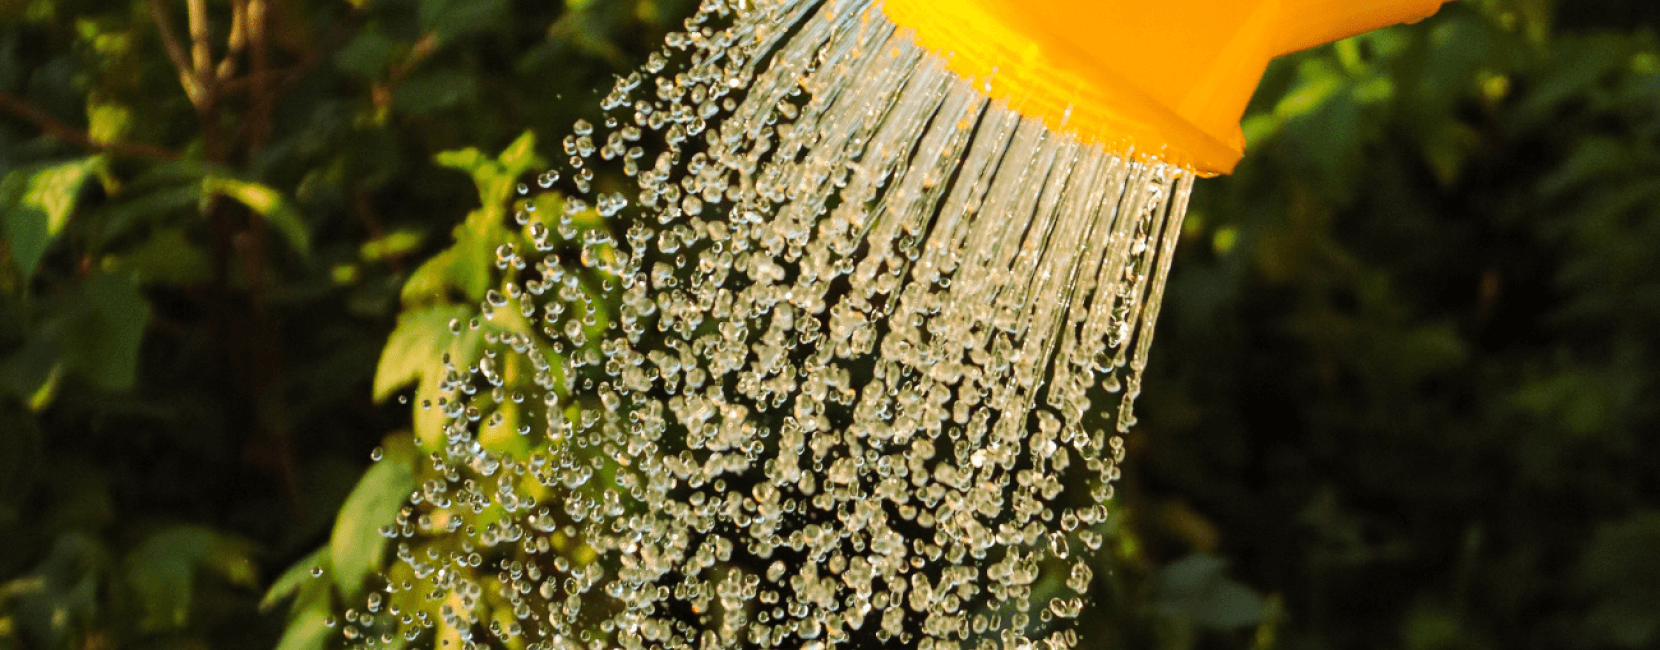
[217,0,247,82]
[147,0,206,107]
[373,31,441,111]
[216,66,301,95]
[393,31,441,84]
[0,92,179,161]
[245,0,272,152]
[186,0,213,77]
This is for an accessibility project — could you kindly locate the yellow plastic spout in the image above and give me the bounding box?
[881,0,1451,175]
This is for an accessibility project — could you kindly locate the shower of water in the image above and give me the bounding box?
[344,0,1194,648]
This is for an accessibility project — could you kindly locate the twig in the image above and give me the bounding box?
[147,0,206,107]
[245,0,272,151]
[0,92,179,160]
[186,0,213,77]
[217,0,247,81]
[373,31,440,110]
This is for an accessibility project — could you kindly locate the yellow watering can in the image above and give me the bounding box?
[881,0,1454,175]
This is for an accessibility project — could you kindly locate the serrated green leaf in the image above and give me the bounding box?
[374,303,473,402]
[2,156,103,279]
[329,439,415,596]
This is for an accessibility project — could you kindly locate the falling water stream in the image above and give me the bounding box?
[344,0,1194,648]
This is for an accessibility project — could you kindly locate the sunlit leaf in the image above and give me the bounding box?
[361,229,426,262]
[329,435,415,596]
[202,175,313,257]
[262,547,329,611]
[1,156,103,279]
[86,102,131,143]
[434,147,488,175]
[273,601,335,650]
[495,130,539,176]
[400,249,459,306]
[375,304,473,402]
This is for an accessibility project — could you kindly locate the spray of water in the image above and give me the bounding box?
[343,0,1194,648]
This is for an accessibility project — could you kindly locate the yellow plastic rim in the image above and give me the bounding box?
[882,0,1245,175]
[880,0,1448,176]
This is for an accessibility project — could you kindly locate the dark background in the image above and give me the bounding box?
[0,0,1656,648]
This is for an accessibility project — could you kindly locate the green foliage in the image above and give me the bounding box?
[124,525,259,632]
[1128,1,1660,648]
[0,0,684,647]
[0,0,1654,649]
[1,156,101,279]
[328,434,414,599]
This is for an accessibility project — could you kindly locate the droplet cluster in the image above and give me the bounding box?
[350,0,1194,648]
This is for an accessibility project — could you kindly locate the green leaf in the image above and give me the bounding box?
[13,532,109,647]
[1153,554,1266,630]
[393,68,477,116]
[1,156,103,279]
[419,0,509,38]
[44,272,151,392]
[361,229,426,262]
[86,102,131,144]
[0,403,42,533]
[124,525,256,632]
[273,601,335,650]
[400,248,459,306]
[262,547,329,611]
[100,227,211,285]
[374,304,474,402]
[496,130,539,176]
[1577,511,1660,648]
[0,333,62,404]
[1538,137,1629,199]
[91,182,204,247]
[202,175,312,256]
[1416,118,1480,187]
[329,436,415,596]
[434,147,488,175]
[335,24,397,79]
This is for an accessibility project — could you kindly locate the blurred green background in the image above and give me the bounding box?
[0,0,1656,648]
